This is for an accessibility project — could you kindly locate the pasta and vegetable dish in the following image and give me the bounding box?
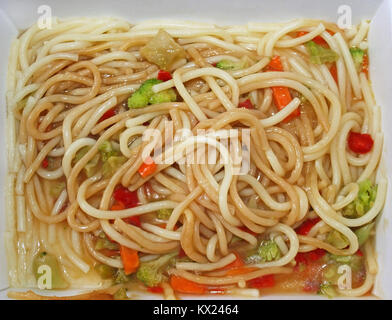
[4,17,387,299]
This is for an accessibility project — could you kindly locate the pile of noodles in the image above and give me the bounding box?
[5,17,386,299]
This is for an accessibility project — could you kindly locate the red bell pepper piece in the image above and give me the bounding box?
[295,252,308,266]
[178,247,187,258]
[296,30,335,47]
[147,286,164,294]
[99,108,116,122]
[329,63,338,83]
[248,274,275,288]
[111,198,141,227]
[157,70,172,81]
[238,99,254,109]
[347,131,374,154]
[42,158,49,168]
[296,218,321,236]
[123,215,141,228]
[113,186,139,208]
[222,252,244,270]
[294,248,326,268]
[307,248,326,261]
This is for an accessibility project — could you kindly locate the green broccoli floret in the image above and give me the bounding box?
[95,238,119,251]
[326,230,349,249]
[98,141,118,161]
[216,59,246,71]
[102,156,127,179]
[137,78,162,95]
[98,140,112,154]
[136,252,177,287]
[98,141,126,178]
[157,208,173,220]
[305,41,339,64]
[95,231,119,251]
[358,179,377,206]
[114,269,132,284]
[128,78,177,109]
[245,240,281,264]
[113,287,128,300]
[73,146,100,177]
[354,222,375,247]
[258,240,281,262]
[128,79,162,109]
[128,91,149,109]
[73,146,90,164]
[350,47,365,72]
[343,179,377,218]
[356,200,367,215]
[318,282,337,299]
[149,88,177,104]
[84,155,100,177]
[94,264,117,279]
[342,202,356,218]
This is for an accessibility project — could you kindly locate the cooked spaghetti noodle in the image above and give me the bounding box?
[5,17,386,299]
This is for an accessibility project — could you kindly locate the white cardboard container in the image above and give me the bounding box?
[0,0,391,299]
